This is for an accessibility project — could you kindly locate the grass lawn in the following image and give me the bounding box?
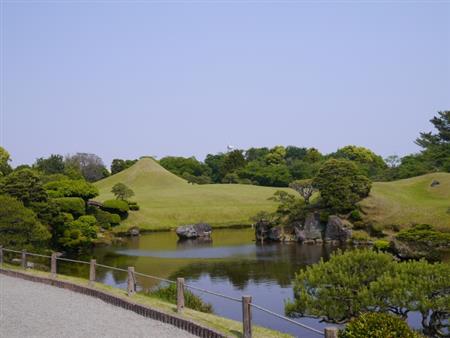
[94,158,289,231]
[359,172,450,231]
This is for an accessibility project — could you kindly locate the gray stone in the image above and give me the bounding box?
[128,227,140,236]
[325,215,352,242]
[303,213,323,240]
[268,226,283,241]
[431,180,440,187]
[176,223,212,239]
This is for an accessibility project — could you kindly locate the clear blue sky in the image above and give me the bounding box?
[1,1,449,166]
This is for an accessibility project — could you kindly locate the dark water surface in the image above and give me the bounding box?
[72,228,342,337]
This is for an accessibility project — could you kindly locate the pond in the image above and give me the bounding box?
[65,228,341,337]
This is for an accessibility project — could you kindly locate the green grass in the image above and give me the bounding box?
[94,158,289,231]
[1,264,291,338]
[359,172,450,231]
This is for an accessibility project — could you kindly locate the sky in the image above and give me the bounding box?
[1,1,449,167]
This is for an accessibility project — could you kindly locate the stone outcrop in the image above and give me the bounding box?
[255,221,283,242]
[176,223,212,239]
[295,213,322,243]
[324,216,352,242]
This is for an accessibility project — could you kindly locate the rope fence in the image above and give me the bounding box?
[0,246,337,338]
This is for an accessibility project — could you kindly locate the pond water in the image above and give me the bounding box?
[70,228,342,337]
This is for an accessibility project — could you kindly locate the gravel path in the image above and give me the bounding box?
[0,274,196,338]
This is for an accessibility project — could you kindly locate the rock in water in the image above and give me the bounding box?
[176,223,212,239]
[302,212,323,241]
[325,216,352,242]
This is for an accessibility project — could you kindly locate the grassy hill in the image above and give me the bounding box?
[94,157,286,231]
[360,172,450,231]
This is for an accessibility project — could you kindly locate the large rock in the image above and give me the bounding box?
[293,213,323,243]
[176,223,212,239]
[325,216,352,242]
[255,221,283,242]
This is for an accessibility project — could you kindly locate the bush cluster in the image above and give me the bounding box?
[149,284,213,313]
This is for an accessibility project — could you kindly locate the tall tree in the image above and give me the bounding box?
[0,146,12,176]
[111,182,134,200]
[34,154,65,175]
[0,169,48,206]
[65,153,109,182]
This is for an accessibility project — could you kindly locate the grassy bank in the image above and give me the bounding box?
[360,172,450,231]
[94,158,289,232]
[1,263,291,338]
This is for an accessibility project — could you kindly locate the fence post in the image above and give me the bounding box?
[324,327,339,338]
[21,250,27,269]
[0,246,3,267]
[88,259,96,286]
[177,278,185,313]
[127,267,136,296]
[50,253,57,278]
[242,295,252,338]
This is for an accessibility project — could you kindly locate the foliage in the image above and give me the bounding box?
[396,224,450,248]
[53,197,86,217]
[58,216,98,250]
[65,153,109,182]
[0,146,12,176]
[0,168,48,206]
[44,179,99,200]
[94,209,121,228]
[332,145,387,178]
[102,199,129,218]
[238,161,293,187]
[110,159,138,175]
[339,312,423,338]
[111,182,134,200]
[0,195,51,250]
[34,154,65,175]
[182,173,212,184]
[149,284,213,313]
[351,230,370,242]
[368,260,450,337]
[285,250,395,322]
[286,249,450,335]
[289,179,315,204]
[313,159,371,212]
[159,156,211,180]
[269,191,306,224]
[373,240,390,251]
[349,210,362,222]
[265,146,287,165]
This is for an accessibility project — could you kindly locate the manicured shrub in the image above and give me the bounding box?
[149,284,213,313]
[101,199,129,218]
[373,240,390,252]
[339,312,423,338]
[44,179,99,200]
[94,209,121,228]
[129,204,140,211]
[369,223,385,237]
[53,197,86,217]
[77,215,97,226]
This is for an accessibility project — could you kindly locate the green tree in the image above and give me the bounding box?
[204,153,227,182]
[110,159,138,175]
[313,159,371,212]
[0,195,51,250]
[0,169,48,206]
[111,182,134,200]
[0,146,12,176]
[285,250,395,323]
[34,154,65,175]
[265,146,287,165]
[333,145,387,177]
[222,150,246,175]
[58,216,98,251]
[289,179,316,204]
[239,161,292,187]
[65,153,109,182]
[415,111,450,172]
[369,260,450,337]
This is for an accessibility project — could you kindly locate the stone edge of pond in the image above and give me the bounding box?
[0,268,227,338]
[113,224,253,237]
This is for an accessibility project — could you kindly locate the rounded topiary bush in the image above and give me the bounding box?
[54,197,86,217]
[339,313,423,338]
[101,199,129,218]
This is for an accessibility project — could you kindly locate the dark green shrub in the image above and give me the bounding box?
[339,312,423,338]
[54,197,85,217]
[44,179,99,200]
[149,284,213,313]
[94,209,121,228]
[101,199,129,218]
[369,223,385,237]
[389,224,401,232]
[319,211,330,223]
[129,204,140,211]
[77,215,97,226]
[349,210,362,222]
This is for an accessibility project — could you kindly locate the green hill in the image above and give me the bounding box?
[94,157,286,231]
[360,172,450,231]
